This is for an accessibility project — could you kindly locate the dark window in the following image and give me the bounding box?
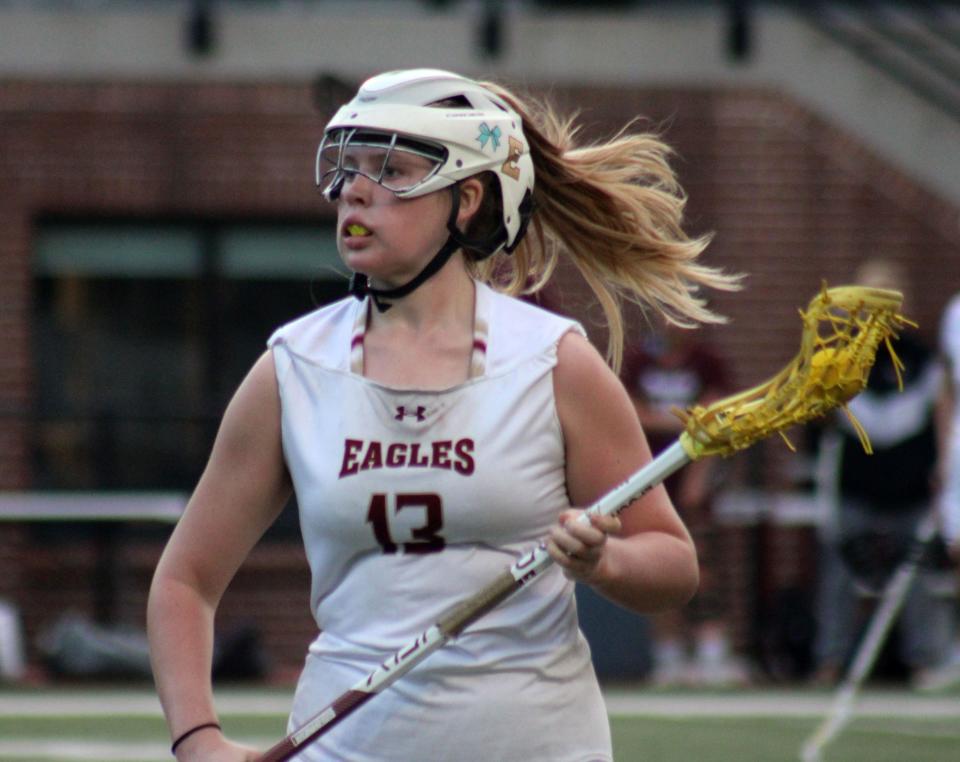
[32,221,347,538]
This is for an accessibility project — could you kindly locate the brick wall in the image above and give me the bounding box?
[0,79,957,674]
[0,80,328,671]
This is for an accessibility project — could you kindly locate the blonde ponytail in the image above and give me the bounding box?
[468,82,740,372]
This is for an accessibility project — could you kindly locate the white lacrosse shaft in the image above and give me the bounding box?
[800,513,937,762]
[260,440,691,762]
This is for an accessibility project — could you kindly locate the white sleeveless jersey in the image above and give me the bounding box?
[268,281,612,761]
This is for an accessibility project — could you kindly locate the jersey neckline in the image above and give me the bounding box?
[349,280,491,383]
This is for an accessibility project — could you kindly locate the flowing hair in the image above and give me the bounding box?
[466,81,741,372]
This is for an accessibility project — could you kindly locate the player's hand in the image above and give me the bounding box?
[174,731,261,762]
[546,509,621,584]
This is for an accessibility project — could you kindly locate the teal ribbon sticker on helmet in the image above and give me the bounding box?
[476,122,502,151]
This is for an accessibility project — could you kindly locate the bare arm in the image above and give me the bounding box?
[547,332,699,613]
[147,351,292,760]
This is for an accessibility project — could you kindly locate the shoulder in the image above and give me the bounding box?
[268,296,358,368]
[482,284,585,372]
[554,331,611,387]
[218,350,284,458]
[485,284,582,336]
[554,332,635,428]
[553,332,652,507]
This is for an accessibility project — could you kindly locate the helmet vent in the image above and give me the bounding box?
[427,95,473,109]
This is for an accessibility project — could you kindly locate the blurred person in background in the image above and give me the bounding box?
[621,324,749,686]
[811,258,955,688]
[0,598,26,683]
[938,291,960,555]
[920,289,960,690]
[147,68,738,762]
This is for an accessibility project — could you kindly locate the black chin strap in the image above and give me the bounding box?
[347,185,534,312]
[349,188,463,313]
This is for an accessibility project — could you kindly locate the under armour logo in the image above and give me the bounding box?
[395,405,427,422]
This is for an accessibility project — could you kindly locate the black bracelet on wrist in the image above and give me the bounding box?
[171,722,221,755]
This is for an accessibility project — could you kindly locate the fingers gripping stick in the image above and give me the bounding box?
[260,285,909,762]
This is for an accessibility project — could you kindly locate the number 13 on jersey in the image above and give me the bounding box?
[366,493,445,554]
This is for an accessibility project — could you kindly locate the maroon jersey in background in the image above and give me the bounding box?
[620,330,730,456]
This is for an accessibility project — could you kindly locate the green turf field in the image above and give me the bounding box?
[0,686,957,761]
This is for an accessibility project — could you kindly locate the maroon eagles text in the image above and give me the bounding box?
[339,438,475,477]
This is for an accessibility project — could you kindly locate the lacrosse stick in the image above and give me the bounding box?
[800,513,938,762]
[260,284,910,762]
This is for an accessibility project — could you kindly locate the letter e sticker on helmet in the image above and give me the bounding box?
[501,136,523,181]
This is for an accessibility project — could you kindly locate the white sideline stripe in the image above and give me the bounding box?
[2,690,960,719]
[3,728,960,762]
[866,725,960,741]
[0,691,291,716]
[0,491,186,522]
[603,691,960,718]
[0,738,275,761]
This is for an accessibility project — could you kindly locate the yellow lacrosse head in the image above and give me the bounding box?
[676,284,913,460]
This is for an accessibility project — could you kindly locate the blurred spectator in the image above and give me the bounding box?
[36,612,268,682]
[621,324,748,685]
[938,291,960,555]
[811,259,955,688]
[917,290,960,690]
[38,613,153,680]
[0,598,26,682]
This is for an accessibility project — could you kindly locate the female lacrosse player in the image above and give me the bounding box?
[148,69,737,761]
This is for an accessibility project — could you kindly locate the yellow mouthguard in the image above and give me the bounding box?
[347,224,370,236]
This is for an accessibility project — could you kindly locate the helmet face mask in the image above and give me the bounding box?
[317,128,448,200]
[318,69,535,257]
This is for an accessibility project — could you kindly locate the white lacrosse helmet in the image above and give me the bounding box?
[317,68,535,255]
